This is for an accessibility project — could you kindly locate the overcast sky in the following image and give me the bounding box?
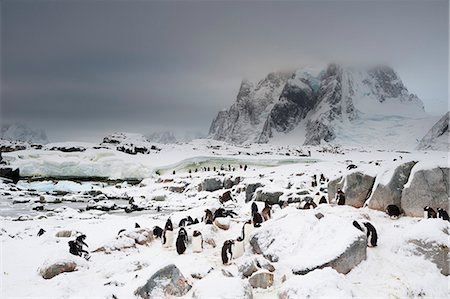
[1,0,448,141]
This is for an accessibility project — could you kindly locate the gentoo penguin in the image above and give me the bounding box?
[233,236,245,259]
[117,228,126,235]
[353,220,378,247]
[424,206,437,219]
[192,230,203,253]
[135,222,140,228]
[179,218,187,227]
[437,208,450,221]
[319,196,328,204]
[203,209,214,224]
[242,220,253,243]
[68,234,89,258]
[153,226,163,238]
[251,203,263,227]
[386,204,401,219]
[37,228,45,237]
[336,189,346,205]
[261,202,271,221]
[176,227,188,254]
[162,219,174,248]
[251,202,258,215]
[221,240,234,265]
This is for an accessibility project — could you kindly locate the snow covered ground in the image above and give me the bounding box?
[0,139,448,298]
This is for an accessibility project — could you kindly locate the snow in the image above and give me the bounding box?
[191,271,251,299]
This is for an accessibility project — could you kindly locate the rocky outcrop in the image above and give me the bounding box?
[254,190,283,204]
[135,264,192,298]
[409,239,449,276]
[417,112,449,151]
[401,166,449,217]
[200,177,223,192]
[328,172,375,208]
[367,161,417,211]
[245,183,263,203]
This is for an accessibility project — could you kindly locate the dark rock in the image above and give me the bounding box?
[245,183,263,203]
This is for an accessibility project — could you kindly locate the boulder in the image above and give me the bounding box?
[245,183,263,203]
[40,261,77,279]
[328,172,375,208]
[401,166,449,217]
[237,256,275,278]
[250,209,366,274]
[135,264,192,298]
[192,271,253,299]
[0,167,20,184]
[214,217,230,230]
[248,271,274,289]
[201,178,223,192]
[278,268,354,299]
[254,190,283,205]
[94,228,153,252]
[55,230,75,238]
[224,176,240,189]
[169,185,186,193]
[219,190,233,204]
[409,239,449,276]
[367,161,417,211]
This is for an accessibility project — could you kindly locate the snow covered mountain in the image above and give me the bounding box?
[209,64,431,149]
[0,123,48,144]
[416,112,449,151]
[146,131,177,144]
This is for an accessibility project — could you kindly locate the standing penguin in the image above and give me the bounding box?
[424,206,437,219]
[319,196,328,204]
[242,220,253,243]
[336,189,346,205]
[221,240,234,265]
[192,230,203,253]
[203,209,214,224]
[251,203,263,227]
[353,220,378,247]
[261,202,272,221]
[386,204,401,219]
[176,227,188,254]
[153,226,163,238]
[233,236,245,259]
[437,208,450,221]
[162,218,174,248]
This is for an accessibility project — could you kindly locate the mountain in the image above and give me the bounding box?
[0,123,48,144]
[146,131,177,144]
[416,112,449,151]
[209,64,430,148]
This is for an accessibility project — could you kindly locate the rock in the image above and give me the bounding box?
[192,271,253,299]
[94,228,153,252]
[201,177,223,192]
[328,172,375,208]
[86,200,117,211]
[367,161,417,211]
[409,239,449,276]
[152,194,167,201]
[401,166,449,217]
[224,176,240,189]
[134,264,192,298]
[245,183,263,203]
[254,190,283,205]
[40,261,77,279]
[0,167,20,184]
[278,268,354,299]
[237,256,276,278]
[249,271,274,289]
[169,185,186,193]
[55,230,75,238]
[219,190,233,204]
[214,217,230,230]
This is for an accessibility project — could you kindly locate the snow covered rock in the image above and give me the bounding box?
[39,260,77,279]
[214,217,230,230]
[278,268,354,299]
[254,189,283,204]
[416,112,449,151]
[192,271,253,299]
[248,271,274,289]
[367,161,417,211]
[94,228,153,252]
[55,230,76,238]
[250,208,366,274]
[200,177,223,192]
[134,264,192,298]
[328,172,375,208]
[146,131,177,144]
[245,183,263,203]
[401,164,449,217]
[237,256,275,278]
[86,200,118,211]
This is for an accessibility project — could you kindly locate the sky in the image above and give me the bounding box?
[1,0,448,142]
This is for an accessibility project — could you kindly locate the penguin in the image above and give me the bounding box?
[186,216,194,225]
[437,208,450,221]
[261,202,271,221]
[336,189,346,205]
[242,220,253,243]
[233,236,245,259]
[179,218,187,227]
[424,206,437,219]
[386,204,401,219]
[68,234,89,258]
[221,240,234,265]
[37,228,45,237]
[117,228,126,235]
[320,174,326,183]
[251,202,258,215]
[135,222,140,228]
[353,220,378,247]
[162,219,174,248]
[192,230,203,253]
[153,226,163,238]
[252,211,263,227]
[319,196,328,204]
[278,200,288,209]
[203,209,214,224]
[176,227,188,254]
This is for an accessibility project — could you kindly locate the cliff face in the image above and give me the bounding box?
[416,112,449,151]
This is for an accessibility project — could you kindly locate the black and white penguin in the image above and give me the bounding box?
[424,206,437,219]
[336,189,346,205]
[242,220,253,243]
[69,234,89,258]
[37,228,46,237]
[176,227,188,254]
[261,202,271,221]
[251,202,258,215]
[203,209,214,224]
[135,222,140,228]
[352,221,378,247]
[437,208,450,221]
[233,236,245,259]
[192,230,203,253]
[386,204,401,219]
[153,226,163,238]
[319,196,328,204]
[162,219,174,248]
[221,240,234,265]
[179,218,187,227]
[251,202,263,227]
[117,228,126,235]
